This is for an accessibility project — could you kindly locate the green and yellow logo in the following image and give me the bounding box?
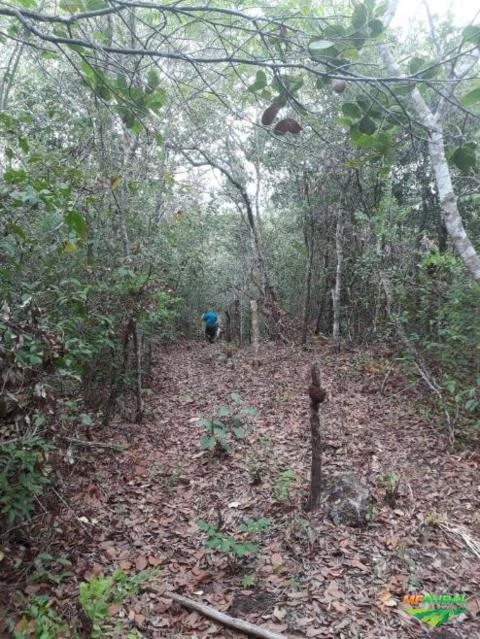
[403,593,467,627]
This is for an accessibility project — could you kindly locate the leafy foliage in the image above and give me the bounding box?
[198,518,270,566]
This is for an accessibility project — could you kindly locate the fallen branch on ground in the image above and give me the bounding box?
[440,523,480,558]
[147,587,290,639]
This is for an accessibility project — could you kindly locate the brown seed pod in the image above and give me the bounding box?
[332,79,347,94]
[273,118,302,136]
[261,103,280,126]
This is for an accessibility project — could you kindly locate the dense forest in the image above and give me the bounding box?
[0,0,479,637]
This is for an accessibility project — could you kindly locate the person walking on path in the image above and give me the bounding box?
[202,309,218,343]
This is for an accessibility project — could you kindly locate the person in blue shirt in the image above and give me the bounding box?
[202,309,218,343]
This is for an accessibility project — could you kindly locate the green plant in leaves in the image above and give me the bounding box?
[377,471,401,508]
[79,569,152,638]
[198,402,248,454]
[273,469,297,503]
[0,439,52,527]
[241,574,257,588]
[198,518,270,569]
[28,553,74,586]
[10,594,72,639]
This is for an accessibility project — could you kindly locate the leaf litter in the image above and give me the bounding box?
[2,341,479,638]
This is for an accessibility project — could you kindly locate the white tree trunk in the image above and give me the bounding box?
[379,5,480,282]
[332,210,343,344]
[250,298,260,363]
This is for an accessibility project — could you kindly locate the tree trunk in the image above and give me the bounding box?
[332,210,343,345]
[306,364,325,511]
[302,205,315,345]
[378,9,480,283]
[132,320,143,423]
[250,299,260,365]
[232,299,241,345]
[225,310,231,342]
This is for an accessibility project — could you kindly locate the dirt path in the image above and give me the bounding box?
[30,342,480,637]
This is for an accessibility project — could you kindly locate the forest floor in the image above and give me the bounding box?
[3,340,480,638]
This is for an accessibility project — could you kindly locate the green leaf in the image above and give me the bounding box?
[337,117,353,127]
[147,68,160,89]
[352,4,369,29]
[198,520,215,533]
[80,414,93,426]
[368,18,384,36]
[462,25,480,46]
[451,144,476,174]
[308,39,336,52]
[116,74,129,91]
[272,93,287,107]
[199,435,216,450]
[63,241,77,254]
[6,222,26,240]
[18,137,29,153]
[358,116,376,135]
[11,0,38,6]
[281,74,304,95]
[409,56,425,74]
[344,159,364,169]
[419,64,441,80]
[230,392,243,404]
[118,108,135,129]
[393,82,414,96]
[323,25,346,37]
[315,76,330,89]
[41,50,59,60]
[64,211,87,238]
[342,102,362,119]
[247,70,267,92]
[460,87,480,107]
[217,405,231,417]
[241,574,256,588]
[96,83,111,101]
[232,426,246,439]
[147,89,166,112]
[212,421,226,434]
[66,43,88,53]
[84,0,107,9]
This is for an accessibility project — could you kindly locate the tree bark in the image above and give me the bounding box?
[250,299,260,364]
[306,364,324,511]
[332,209,343,345]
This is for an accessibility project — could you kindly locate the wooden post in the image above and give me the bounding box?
[306,363,326,511]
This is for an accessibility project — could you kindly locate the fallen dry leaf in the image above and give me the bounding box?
[135,555,148,570]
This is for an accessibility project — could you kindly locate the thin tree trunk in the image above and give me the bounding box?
[0,43,24,111]
[132,320,143,423]
[232,299,240,344]
[302,194,315,345]
[332,210,343,345]
[302,245,314,345]
[250,299,260,365]
[379,6,480,282]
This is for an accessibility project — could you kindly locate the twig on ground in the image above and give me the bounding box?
[440,523,480,558]
[147,587,291,639]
